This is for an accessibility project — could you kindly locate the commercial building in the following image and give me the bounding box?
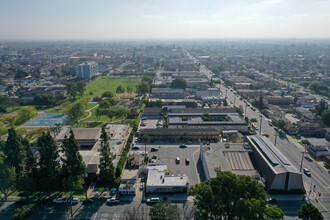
[119,169,138,196]
[262,95,294,106]
[305,138,330,158]
[151,88,185,99]
[77,61,98,79]
[145,164,189,194]
[167,108,248,133]
[56,127,102,176]
[200,142,260,180]
[247,136,303,193]
[139,128,220,141]
[55,124,130,177]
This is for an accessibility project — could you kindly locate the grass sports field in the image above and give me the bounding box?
[84,77,141,98]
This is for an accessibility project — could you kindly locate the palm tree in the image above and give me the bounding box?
[141,134,149,162]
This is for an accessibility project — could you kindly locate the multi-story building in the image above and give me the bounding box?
[77,61,98,79]
[151,88,185,99]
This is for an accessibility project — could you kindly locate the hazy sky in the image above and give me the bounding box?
[1,0,330,40]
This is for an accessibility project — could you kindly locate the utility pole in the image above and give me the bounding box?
[244,101,247,116]
[259,114,262,136]
[233,95,236,107]
[225,89,228,99]
[274,129,278,146]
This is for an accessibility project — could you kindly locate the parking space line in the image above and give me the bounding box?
[93,212,98,220]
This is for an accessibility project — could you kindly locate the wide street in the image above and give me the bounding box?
[0,200,195,220]
[220,83,330,219]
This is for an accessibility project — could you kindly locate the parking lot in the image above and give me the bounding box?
[133,142,205,185]
[140,118,163,129]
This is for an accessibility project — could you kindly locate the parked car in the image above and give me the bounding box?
[107,198,120,204]
[53,198,66,204]
[152,155,157,159]
[132,146,140,150]
[70,198,80,205]
[176,157,180,164]
[82,199,93,205]
[151,147,159,152]
[304,168,311,177]
[180,144,187,148]
[140,122,146,126]
[185,158,190,165]
[140,183,144,190]
[147,197,160,204]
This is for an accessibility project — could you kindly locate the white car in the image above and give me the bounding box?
[147,197,160,204]
[107,198,120,204]
[53,198,66,204]
[70,198,80,205]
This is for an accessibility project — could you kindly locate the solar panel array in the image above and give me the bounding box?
[250,136,279,166]
[260,136,290,166]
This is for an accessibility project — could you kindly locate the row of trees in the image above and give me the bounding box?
[116,85,134,94]
[0,126,117,198]
[136,74,154,95]
[0,128,87,196]
[0,106,37,136]
[67,82,86,100]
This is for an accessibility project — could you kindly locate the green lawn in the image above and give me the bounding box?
[84,77,140,98]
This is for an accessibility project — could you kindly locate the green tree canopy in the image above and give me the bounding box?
[149,201,180,220]
[171,78,187,89]
[114,107,130,119]
[298,202,323,220]
[76,81,86,97]
[34,94,56,106]
[136,81,151,95]
[99,127,115,186]
[68,102,85,121]
[190,171,269,220]
[142,74,153,85]
[277,120,287,129]
[61,129,86,191]
[2,114,19,127]
[101,91,114,98]
[3,128,26,178]
[17,106,36,121]
[265,205,284,220]
[321,109,330,126]
[37,132,60,191]
[116,85,125,93]
[0,155,16,200]
[99,99,111,109]
[202,113,210,121]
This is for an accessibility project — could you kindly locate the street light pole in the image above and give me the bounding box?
[299,146,307,173]
[259,114,262,136]
[274,129,278,146]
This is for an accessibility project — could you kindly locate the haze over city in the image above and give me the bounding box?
[1,0,330,220]
[1,0,330,40]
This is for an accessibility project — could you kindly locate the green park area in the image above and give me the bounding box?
[84,77,141,98]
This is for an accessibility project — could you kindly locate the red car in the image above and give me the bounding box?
[140,122,146,126]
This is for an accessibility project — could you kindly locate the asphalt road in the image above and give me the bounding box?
[221,83,330,219]
[0,201,193,220]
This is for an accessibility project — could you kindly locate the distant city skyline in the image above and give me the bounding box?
[1,0,330,40]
